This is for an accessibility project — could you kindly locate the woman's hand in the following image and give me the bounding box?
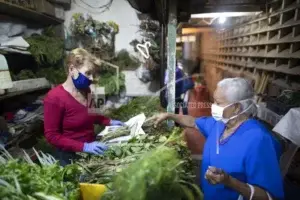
[83,142,108,155]
[205,166,230,185]
[110,120,125,126]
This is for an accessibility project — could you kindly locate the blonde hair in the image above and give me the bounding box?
[65,48,101,71]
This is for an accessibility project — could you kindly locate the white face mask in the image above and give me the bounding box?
[211,99,254,124]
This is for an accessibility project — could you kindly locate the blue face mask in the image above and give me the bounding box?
[72,71,92,90]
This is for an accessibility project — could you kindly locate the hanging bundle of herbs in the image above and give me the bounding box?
[26,28,64,66]
[69,13,119,59]
[98,72,126,96]
[111,49,140,70]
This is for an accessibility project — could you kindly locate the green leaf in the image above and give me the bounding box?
[180,185,195,200]
[158,136,168,143]
[33,192,63,200]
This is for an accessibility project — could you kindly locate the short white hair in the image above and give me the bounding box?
[217,78,257,116]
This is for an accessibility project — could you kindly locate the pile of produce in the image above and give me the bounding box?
[0,149,81,200]
[102,146,202,200]
[78,126,201,200]
[78,96,202,199]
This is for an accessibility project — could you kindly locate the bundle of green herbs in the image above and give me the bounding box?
[0,149,81,200]
[78,128,169,184]
[26,27,64,66]
[79,96,202,199]
[101,133,203,200]
[106,97,163,121]
[78,127,201,200]
[98,72,126,96]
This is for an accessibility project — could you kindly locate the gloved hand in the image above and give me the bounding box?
[83,142,108,155]
[110,120,124,126]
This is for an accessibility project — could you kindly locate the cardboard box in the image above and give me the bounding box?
[34,0,55,17]
[47,0,71,10]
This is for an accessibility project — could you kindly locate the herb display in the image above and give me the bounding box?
[111,50,140,70]
[69,13,119,59]
[26,28,64,66]
[79,127,202,200]
[102,146,202,200]
[36,66,67,85]
[98,72,125,96]
[12,66,67,85]
[14,69,37,81]
[106,97,163,121]
[0,149,81,200]
[130,17,160,69]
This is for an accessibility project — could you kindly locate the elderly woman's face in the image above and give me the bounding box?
[213,86,241,119]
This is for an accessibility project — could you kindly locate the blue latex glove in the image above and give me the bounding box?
[83,142,108,155]
[110,120,125,126]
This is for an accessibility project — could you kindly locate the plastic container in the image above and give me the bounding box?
[80,183,106,200]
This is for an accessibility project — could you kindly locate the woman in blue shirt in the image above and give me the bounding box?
[153,77,284,200]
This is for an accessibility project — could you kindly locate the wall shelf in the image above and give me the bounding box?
[0,2,63,26]
[206,1,300,77]
[0,78,51,101]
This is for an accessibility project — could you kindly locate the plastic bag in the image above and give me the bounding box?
[135,66,153,83]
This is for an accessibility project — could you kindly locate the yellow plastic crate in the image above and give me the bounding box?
[80,183,106,200]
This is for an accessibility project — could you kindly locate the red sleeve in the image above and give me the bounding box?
[90,114,111,126]
[43,97,84,152]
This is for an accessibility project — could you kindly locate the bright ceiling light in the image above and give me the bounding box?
[191,12,261,19]
[218,16,226,24]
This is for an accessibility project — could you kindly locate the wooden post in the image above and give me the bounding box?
[166,0,177,127]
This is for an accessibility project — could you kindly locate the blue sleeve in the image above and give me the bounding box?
[195,117,215,138]
[182,78,195,93]
[245,134,284,199]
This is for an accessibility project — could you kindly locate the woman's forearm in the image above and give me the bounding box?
[166,113,196,128]
[226,176,270,200]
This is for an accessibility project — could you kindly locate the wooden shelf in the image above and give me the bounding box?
[221,19,300,41]
[0,78,51,101]
[205,2,300,77]
[0,2,63,26]
[205,55,300,75]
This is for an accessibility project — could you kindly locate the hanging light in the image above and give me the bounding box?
[191,12,261,19]
[218,16,227,24]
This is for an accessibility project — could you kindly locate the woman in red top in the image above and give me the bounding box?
[43,48,123,166]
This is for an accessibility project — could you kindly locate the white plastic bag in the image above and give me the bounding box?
[98,113,147,143]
